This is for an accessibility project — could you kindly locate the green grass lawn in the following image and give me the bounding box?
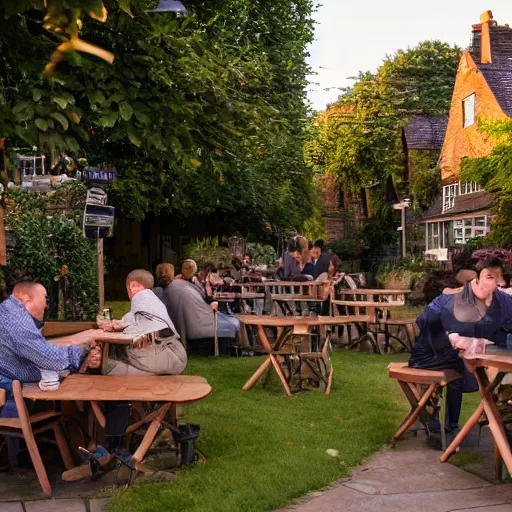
[104,301,479,512]
[106,351,410,512]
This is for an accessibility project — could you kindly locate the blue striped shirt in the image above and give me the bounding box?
[0,296,84,383]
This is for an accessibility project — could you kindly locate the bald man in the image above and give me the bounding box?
[0,282,100,415]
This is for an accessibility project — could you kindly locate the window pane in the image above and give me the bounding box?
[454,228,463,238]
[464,219,472,227]
[475,217,486,227]
[463,93,475,128]
[433,223,439,235]
[474,228,486,237]
[454,220,463,228]
[465,228,472,237]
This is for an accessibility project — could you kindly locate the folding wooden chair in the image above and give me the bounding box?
[388,362,462,450]
[0,381,74,496]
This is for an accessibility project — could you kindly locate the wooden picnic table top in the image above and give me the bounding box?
[22,374,212,403]
[338,288,411,295]
[241,281,325,287]
[238,314,369,327]
[49,329,134,346]
[462,351,512,373]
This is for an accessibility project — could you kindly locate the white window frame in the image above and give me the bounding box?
[453,216,490,245]
[463,93,476,128]
[442,181,482,213]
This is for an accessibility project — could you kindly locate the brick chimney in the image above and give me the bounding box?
[480,10,493,63]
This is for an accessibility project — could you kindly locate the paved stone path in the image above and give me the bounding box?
[278,436,512,512]
[1,430,511,511]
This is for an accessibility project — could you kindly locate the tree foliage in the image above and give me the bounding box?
[0,0,315,236]
[304,41,460,198]
[461,119,512,248]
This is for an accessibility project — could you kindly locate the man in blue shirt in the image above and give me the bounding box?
[0,281,100,416]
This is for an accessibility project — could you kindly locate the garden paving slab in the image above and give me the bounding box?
[24,499,86,512]
[0,503,24,512]
[89,498,109,512]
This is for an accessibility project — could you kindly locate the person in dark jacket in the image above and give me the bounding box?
[409,257,512,433]
[310,239,331,279]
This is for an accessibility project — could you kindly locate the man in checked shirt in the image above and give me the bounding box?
[0,281,101,417]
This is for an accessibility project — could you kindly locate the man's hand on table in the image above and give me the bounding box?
[79,342,102,373]
[448,333,494,358]
[97,318,124,332]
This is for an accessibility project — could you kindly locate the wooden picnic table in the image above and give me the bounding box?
[239,314,369,396]
[21,374,212,490]
[440,351,512,478]
[331,289,412,353]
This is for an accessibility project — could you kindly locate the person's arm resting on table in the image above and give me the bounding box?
[14,323,95,373]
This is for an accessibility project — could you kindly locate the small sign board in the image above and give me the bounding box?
[86,187,108,206]
[83,203,115,239]
[82,166,117,185]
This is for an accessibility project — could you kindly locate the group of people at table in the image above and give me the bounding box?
[1,242,512,475]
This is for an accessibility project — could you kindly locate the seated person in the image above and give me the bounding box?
[159,275,240,347]
[98,269,187,376]
[409,257,512,435]
[176,259,202,287]
[153,262,175,302]
[288,240,314,278]
[310,239,331,279]
[0,281,100,416]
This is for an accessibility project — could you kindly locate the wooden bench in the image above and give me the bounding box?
[0,381,74,497]
[20,374,212,495]
[388,362,462,450]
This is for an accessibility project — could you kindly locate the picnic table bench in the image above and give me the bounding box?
[332,289,412,353]
[0,323,212,496]
[239,315,369,396]
[18,374,211,495]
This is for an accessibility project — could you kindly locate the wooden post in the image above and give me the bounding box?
[0,204,6,266]
[0,138,6,266]
[401,206,407,258]
[97,237,105,311]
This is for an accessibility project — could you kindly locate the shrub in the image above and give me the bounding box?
[246,243,277,267]
[4,183,98,319]
[183,237,231,269]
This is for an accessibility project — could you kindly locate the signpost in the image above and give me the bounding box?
[82,183,116,312]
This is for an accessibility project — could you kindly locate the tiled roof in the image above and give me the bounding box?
[403,116,448,150]
[421,190,493,222]
[477,66,512,117]
[470,25,512,117]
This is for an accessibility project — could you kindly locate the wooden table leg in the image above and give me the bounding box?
[392,382,436,447]
[12,381,51,496]
[440,402,484,462]
[474,367,512,475]
[242,358,272,391]
[53,424,75,470]
[132,403,172,464]
[269,354,292,396]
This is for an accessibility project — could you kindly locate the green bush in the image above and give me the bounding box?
[246,243,277,267]
[375,256,433,289]
[183,237,231,269]
[4,183,98,319]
